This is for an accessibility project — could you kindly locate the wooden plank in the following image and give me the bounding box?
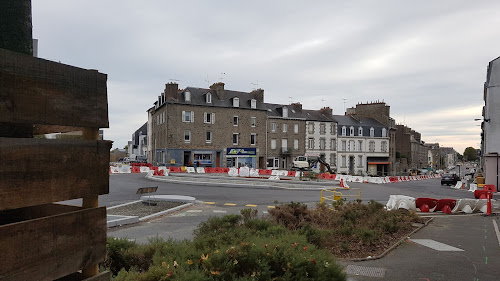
[55,271,110,281]
[0,138,112,211]
[33,125,85,135]
[0,205,107,281]
[0,48,109,128]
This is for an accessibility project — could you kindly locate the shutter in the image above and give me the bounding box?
[182,111,185,122]
[212,113,215,124]
[204,112,207,123]
[191,111,194,122]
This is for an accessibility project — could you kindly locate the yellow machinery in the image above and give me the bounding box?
[320,187,361,206]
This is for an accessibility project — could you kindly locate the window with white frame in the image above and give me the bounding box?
[282,107,288,117]
[349,126,354,136]
[308,123,314,134]
[294,123,299,134]
[204,112,215,124]
[382,128,387,137]
[331,123,336,135]
[250,117,256,127]
[369,141,375,152]
[233,133,239,145]
[330,153,336,166]
[185,91,191,102]
[341,140,346,151]
[271,139,277,149]
[330,139,336,151]
[250,133,256,145]
[370,127,374,137]
[233,116,239,126]
[206,93,212,104]
[233,97,239,107]
[206,131,212,143]
[358,127,363,136]
[281,139,288,150]
[182,111,194,122]
[358,155,363,167]
[282,123,287,132]
[184,130,191,142]
[342,126,346,136]
[319,138,326,150]
[271,122,276,132]
[308,138,314,149]
[358,140,363,151]
[381,141,387,152]
[293,139,299,150]
[320,123,326,134]
[267,157,279,168]
[349,140,355,151]
[251,99,257,109]
[341,155,346,167]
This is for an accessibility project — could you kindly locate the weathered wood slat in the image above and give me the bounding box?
[33,125,86,135]
[0,204,107,281]
[0,48,109,128]
[0,138,112,211]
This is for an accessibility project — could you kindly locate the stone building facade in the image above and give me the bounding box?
[304,107,337,172]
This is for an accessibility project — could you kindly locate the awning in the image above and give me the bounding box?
[367,162,391,165]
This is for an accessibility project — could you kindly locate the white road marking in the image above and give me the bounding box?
[262,211,268,214]
[186,210,203,213]
[213,210,227,213]
[410,239,464,251]
[493,220,500,247]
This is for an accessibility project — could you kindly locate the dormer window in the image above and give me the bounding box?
[251,99,257,109]
[283,107,288,118]
[349,126,354,136]
[382,128,387,137]
[370,127,374,137]
[206,93,212,104]
[185,91,191,102]
[358,127,363,136]
[342,126,346,136]
[233,97,239,107]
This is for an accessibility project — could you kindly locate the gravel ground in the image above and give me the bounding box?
[108,201,184,217]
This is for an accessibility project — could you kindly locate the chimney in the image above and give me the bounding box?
[210,82,225,100]
[319,106,332,116]
[164,82,179,101]
[290,102,302,113]
[0,0,33,55]
[250,88,264,103]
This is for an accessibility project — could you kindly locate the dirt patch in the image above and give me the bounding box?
[108,201,184,218]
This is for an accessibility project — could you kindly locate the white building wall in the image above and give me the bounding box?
[337,136,389,175]
[484,58,500,154]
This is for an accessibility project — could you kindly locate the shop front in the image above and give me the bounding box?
[226,148,257,168]
[367,157,390,176]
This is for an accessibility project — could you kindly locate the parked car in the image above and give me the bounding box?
[441,173,460,186]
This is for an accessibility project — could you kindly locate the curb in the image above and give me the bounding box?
[341,217,434,262]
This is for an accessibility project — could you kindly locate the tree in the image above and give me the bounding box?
[463,147,477,161]
[124,145,128,150]
[457,153,463,161]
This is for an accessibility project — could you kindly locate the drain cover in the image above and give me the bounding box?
[345,265,386,278]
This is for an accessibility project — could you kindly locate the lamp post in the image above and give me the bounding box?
[457,164,461,179]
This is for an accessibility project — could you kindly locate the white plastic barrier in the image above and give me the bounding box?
[239,167,250,177]
[249,168,259,177]
[119,165,131,173]
[228,167,239,177]
[386,195,416,211]
[474,199,488,213]
[451,199,477,214]
[110,166,120,173]
[452,181,463,189]
[271,170,288,176]
[196,167,205,173]
[269,175,280,180]
[468,183,478,192]
[352,176,363,183]
[295,171,302,177]
[140,166,150,173]
[186,167,196,173]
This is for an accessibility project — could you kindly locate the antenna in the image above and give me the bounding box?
[251,80,259,90]
[169,78,180,83]
[219,72,226,82]
[342,98,346,113]
[289,97,293,104]
[204,75,210,88]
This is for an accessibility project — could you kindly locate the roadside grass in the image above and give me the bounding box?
[102,201,422,279]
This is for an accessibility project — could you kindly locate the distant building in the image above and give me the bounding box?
[128,122,147,157]
[395,125,427,172]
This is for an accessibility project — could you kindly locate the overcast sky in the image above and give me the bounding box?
[32,1,500,153]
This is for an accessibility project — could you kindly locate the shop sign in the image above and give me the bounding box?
[226,148,256,156]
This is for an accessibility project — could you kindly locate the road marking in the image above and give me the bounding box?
[203,202,215,205]
[410,239,464,251]
[213,210,227,213]
[245,204,258,207]
[268,206,276,209]
[493,219,500,247]
[186,210,203,213]
[224,203,237,206]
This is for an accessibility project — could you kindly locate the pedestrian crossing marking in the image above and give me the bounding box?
[410,239,464,251]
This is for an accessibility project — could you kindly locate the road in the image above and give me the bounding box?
[106,174,485,243]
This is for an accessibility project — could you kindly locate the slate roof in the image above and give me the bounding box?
[332,115,387,137]
[302,109,336,122]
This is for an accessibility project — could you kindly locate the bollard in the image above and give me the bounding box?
[487,192,492,216]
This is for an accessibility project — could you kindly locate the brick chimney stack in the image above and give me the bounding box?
[290,102,302,113]
[319,106,332,116]
[250,88,264,103]
[164,82,179,101]
[210,82,225,100]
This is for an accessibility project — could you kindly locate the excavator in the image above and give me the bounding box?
[291,156,335,174]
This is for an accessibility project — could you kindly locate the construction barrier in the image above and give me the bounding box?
[415,198,438,212]
[239,167,250,177]
[435,199,456,214]
[249,168,259,177]
[320,187,361,205]
[451,199,476,214]
[339,178,350,189]
[386,195,416,211]
[287,171,296,177]
[168,167,182,173]
[131,166,141,173]
[452,181,463,189]
[196,167,205,173]
[259,169,272,175]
